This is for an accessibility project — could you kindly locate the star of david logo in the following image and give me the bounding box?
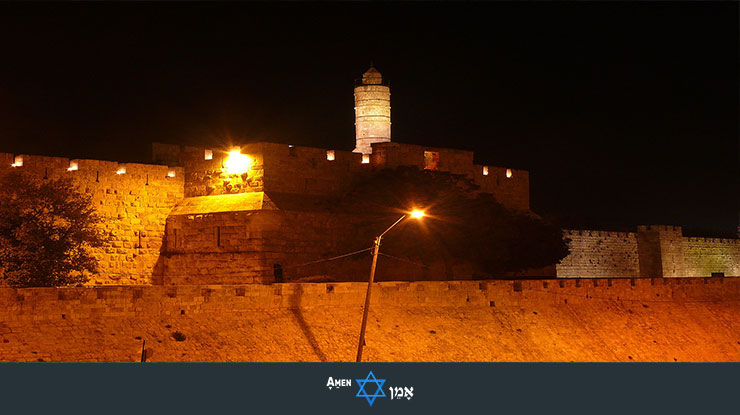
[356,371,386,406]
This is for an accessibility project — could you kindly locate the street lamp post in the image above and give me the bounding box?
[356,210,424,362]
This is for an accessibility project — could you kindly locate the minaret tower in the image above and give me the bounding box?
[353,67,391,154]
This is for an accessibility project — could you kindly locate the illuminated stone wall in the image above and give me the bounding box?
[682,237,740,277]
[556,230,640,278]
[0,152,183,285]
[177,141,531,211]
[558,225,740,278]
[1,277,739,362]
[180,143,265,197]
[162,208,454,284]
[636,225,685,277]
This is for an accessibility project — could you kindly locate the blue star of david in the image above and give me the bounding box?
[356,371,386,406]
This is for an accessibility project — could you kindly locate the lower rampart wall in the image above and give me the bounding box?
[1,277,738,362]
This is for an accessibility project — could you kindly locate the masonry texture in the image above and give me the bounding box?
[1,278,739,362]
[0,152,183,285]
[558,226,740,278]
[353,67,391,154]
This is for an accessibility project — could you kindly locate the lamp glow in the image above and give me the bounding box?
[223,150,252,175]
[410,210,425,219]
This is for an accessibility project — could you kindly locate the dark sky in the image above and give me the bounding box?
[1,2,738,235]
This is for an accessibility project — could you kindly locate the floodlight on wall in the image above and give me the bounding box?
[67,160,79,171]
[482,166,489,176]
[11,155,23,167]
[327,150,335,161]
[204,149,213,160]
[116,165,127,175]
[167,169,176,178]
[506,168,512,178]
[223,149,252,175]
[362,154,370,164]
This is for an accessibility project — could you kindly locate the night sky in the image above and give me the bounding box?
[1,2,737,235]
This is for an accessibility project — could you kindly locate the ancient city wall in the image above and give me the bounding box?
[163,209,452,284]
[1,277,738,362]
[180,143,266,197]
[261,143,366,196]
[0,152,184,285]
[683,237,740,277]
[473,164,530,211]
[370,142,530,211]
[556,230,640,278]
[558,226,740,278]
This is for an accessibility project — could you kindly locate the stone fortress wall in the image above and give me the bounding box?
[2,144,738,285]
[155,140,530,284]
[1,138,530,286]
[1,64,736,285]
[557,225,740,278]
[1,277,739,362]
[556,230,640,278]
[0,152,184,285]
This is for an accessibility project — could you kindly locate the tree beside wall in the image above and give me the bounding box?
[0,170,105,287]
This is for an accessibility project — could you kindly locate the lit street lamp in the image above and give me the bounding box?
[356,209,425,362]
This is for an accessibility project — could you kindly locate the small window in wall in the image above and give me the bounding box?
[167,168,176,178]
[506,168,512,178]
[326,150,335,161]
[68,160,79,171]
[11,155,23,167]
[361,154,370,164]
[204,149,213,160]
[482,166,489,176]
[424,151,439,170]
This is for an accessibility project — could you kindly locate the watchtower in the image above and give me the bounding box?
[353,67,391,154]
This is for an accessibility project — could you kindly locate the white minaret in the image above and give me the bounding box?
[353,67,391,154]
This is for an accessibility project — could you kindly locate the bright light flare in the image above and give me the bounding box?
[223,150,252,175]
[410,210,425,219]
[116,166,126,175]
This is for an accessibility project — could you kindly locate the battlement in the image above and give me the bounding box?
[1,152,183,182]
[153,140,531,211]
[637,225,683,233]
[685,237,740,244]
[563,229,636,239]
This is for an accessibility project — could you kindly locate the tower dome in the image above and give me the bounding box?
[362,67,383,85]
[353,66,391,154]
